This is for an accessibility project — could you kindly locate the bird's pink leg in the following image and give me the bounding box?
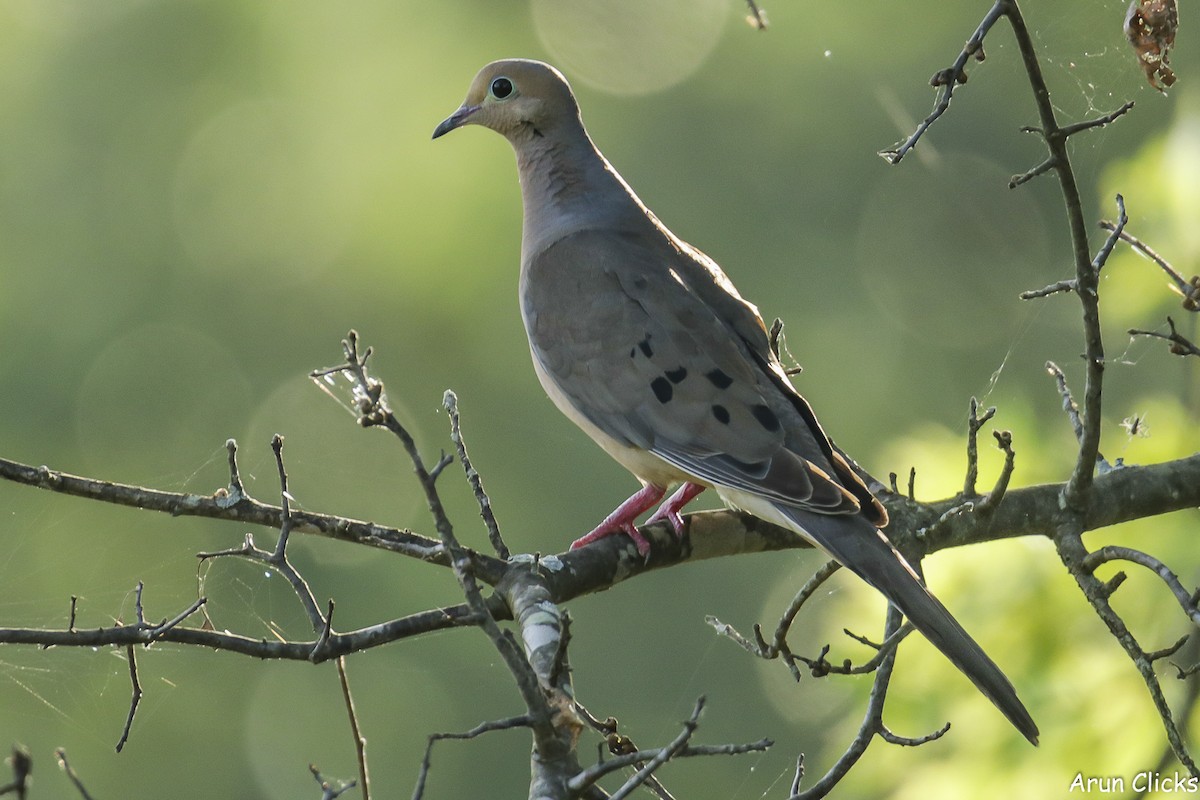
[570,484,666,555]
[644,482,706,538]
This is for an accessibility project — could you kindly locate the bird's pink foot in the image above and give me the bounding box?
[570,484,665,556]
[644,482,706,537]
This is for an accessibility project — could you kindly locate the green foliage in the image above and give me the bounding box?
[0,1,1195,797]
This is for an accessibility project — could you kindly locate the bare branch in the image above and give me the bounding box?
[963,397,997,497]
[607,697,707,800]
[1130,317,1200,358]
[444,390,510,559]
[744,0,768,30]
[337,656,371,800]
[1099,220,1200,308]
[412,716,533,800]
[879,1,1003,163]
[309,764,356,800]
[974,430,1016,518]
[0,454,509,580]
[54,750,96,800]
[1009,155,1056,189]
[791,606,944,799]
[114,644,142,753]
[1019,277,1076,300]
[0,745,31,799]
[1057,531,1198,775]
[1082,546,1200,626]
[1061,101,1136,137]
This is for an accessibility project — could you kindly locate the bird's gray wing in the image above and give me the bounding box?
[522,228,874,516]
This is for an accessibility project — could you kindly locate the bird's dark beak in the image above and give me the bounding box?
[432,104,480,139]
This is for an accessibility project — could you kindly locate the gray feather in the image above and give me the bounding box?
[778,506,1040,745]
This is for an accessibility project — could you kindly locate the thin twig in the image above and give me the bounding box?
[974,430,1016,517]
[147,597,207,639]
[1130,317,1200,357]
[114,644,142,752]
[1082,546,1200,625]
[771,560,842,653]
[1061,101,1136,136]
[1058,531,1198,775]
[879,1,1004,163]
[223,438,246,504]
[0,745,31,799]
[309,764,356,800]
[0,454,501,579]
[412,716,533,800]
[1090,194,1128,277]
[1099,220,1200,307]
[337,656,371,800]
[54,749,96,800]
[796,624,914,677]
[964,397,997,497]
[744,0,768,29]
[1044,362,1085,443]
[1019,277,1076,300]
[443,390,509,559]
[791,606,944,799]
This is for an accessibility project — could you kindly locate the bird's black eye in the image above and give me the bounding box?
[490,77,514,99]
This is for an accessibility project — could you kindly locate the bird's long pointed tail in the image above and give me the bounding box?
[778,505,1039,745]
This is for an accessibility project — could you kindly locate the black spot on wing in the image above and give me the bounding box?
[638,336,653,358]
[751,404,780,432]
[712,404,731,424]
[705,369,734,389]
[651,377,673,403]
[665,366,687,384]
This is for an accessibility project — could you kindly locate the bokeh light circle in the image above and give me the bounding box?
[531,0,730,95]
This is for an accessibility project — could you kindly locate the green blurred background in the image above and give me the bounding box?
[0,1,1197,797]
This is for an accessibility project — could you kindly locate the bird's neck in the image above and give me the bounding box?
[514,126,651,263]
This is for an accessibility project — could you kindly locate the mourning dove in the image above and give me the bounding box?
[434,58,1038,745]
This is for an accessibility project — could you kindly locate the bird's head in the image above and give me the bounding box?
[432,59,580,143]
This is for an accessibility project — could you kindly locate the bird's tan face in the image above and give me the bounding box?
[432,59,576,141]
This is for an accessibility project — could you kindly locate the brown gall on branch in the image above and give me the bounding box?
[1125,0,1179,92]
